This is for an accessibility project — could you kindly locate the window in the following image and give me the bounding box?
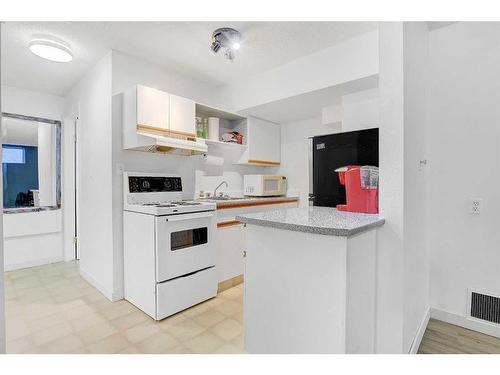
[3,146,26,164]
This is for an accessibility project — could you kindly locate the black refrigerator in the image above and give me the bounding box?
[308,128,379,208]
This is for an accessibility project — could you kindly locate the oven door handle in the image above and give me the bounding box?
[165,211,215,222]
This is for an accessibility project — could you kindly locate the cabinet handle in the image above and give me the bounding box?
[242,250,247,258]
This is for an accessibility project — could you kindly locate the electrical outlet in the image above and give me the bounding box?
[470,198,482,214]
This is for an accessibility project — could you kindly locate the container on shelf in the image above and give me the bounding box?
[203,118,209,139]
[208,117,220,141]
[196,117,204,138]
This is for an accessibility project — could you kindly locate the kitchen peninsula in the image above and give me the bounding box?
[236,206,385,354]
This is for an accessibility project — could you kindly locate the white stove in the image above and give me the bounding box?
[123,172,217,320]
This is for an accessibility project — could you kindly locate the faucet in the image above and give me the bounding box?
[214,181,228,198]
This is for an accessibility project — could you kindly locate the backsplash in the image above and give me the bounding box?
[194,148,279,198]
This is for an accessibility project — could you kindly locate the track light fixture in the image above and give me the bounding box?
[210,28,241,62]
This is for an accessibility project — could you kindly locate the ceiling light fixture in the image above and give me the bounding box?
[28,37,73,63]
[210,28,241,62]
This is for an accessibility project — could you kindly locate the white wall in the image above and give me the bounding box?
[1,86,66,270]
[195,159,278,198]
[341,88,380,132]
[428,23,500,329]
[220,30,379,112]
[376,22,431,354]
[3,210,63,271]
[112,51,217,105]
[402,22,430,353]
[1,86,64,120]
[376,22,405,353]
[65,53,115,299]
[278,117,340,206]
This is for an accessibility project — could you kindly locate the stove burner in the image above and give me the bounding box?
[140,200,203,208]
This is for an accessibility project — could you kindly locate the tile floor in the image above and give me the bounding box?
[4,261,245,354]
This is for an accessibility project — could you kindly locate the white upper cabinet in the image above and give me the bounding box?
[169,94,196,138]
[237,116,281,166]
[136,85,170,131]
[124,85,196,140]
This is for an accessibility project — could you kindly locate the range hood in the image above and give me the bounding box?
[131,130,208,156]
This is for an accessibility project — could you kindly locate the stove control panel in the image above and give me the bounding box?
[129,176,182,193]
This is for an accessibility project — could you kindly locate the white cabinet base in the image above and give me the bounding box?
[244,224,376,354]
[215,223,245,283]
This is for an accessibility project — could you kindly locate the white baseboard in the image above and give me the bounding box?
[112,289,124,301]
[409,307,430,354]
[79,267,122,302]
[430,307,500,339]
[4,256,64,272]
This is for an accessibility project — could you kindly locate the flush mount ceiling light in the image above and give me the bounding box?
[210,28,241,62]
[28,37,73,63]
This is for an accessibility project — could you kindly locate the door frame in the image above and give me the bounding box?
[63,114,80,261]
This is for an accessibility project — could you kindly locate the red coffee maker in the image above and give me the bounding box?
[335,165,379,214]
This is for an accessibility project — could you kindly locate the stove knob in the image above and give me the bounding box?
[174,179,181,191]
[164,179,172,190]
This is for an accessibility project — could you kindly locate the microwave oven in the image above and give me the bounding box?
[243,175,287,197]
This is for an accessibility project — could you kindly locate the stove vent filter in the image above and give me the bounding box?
[470,291,500,324]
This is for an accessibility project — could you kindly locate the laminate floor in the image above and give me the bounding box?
[418,319,500,354]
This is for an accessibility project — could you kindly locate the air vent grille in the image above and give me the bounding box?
[470,291,500,324]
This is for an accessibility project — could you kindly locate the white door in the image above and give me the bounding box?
[136,85,170,131]
[169,94,196,137]
[155,212,216,281]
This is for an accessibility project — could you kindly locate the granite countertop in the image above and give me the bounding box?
[236,206,385,237]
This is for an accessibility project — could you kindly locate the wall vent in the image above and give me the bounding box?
[470,291,500,324]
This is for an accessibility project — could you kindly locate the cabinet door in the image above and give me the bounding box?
[136,85,170,131]
[215,223,245,283]
[169,94,196,138]
[247,117,281,165]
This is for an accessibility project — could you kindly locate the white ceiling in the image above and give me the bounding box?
[1,22,377,96]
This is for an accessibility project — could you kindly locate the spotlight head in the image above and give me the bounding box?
[223,47,235,62]
[210,40,221,54]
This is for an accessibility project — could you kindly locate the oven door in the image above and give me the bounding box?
[155,211,215,282]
